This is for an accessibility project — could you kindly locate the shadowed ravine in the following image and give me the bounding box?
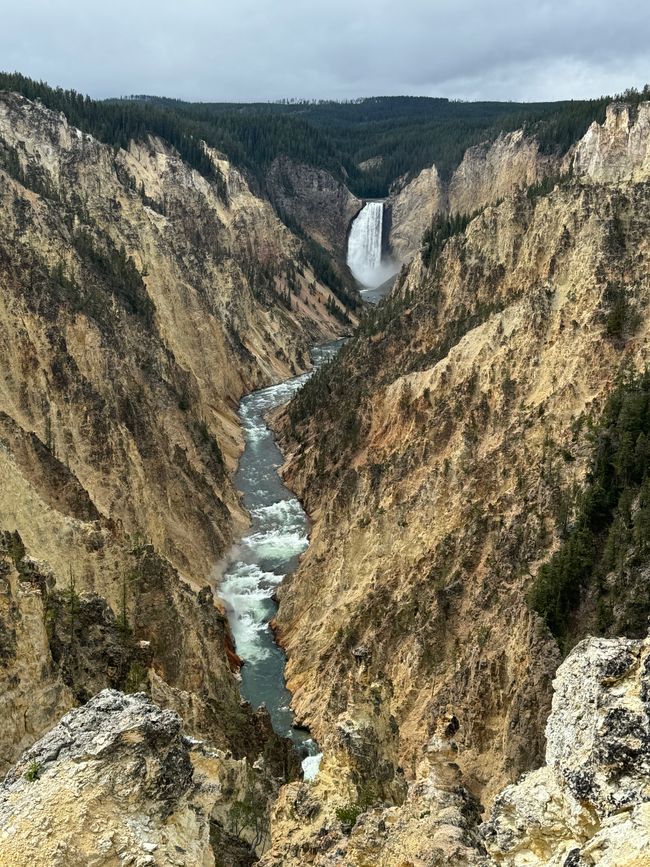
[218,340,344,779]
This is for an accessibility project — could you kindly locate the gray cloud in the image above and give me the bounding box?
[2,0,648,101]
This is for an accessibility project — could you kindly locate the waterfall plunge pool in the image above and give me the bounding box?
[218,340,344,781]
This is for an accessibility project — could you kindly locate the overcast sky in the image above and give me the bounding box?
[3,0,649,102]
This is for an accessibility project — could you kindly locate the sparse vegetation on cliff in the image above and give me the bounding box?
[530,368,650,645]
[421,210,478,268]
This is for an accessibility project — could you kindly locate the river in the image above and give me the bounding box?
[219,282,392,780]
[219,340,342,779]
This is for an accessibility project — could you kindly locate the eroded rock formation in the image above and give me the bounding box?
[388,129,562,261]
[0,690,281,866]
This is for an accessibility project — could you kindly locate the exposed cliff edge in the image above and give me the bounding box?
[3,635,648,866]
[482,634,650,866]
[388,129,561,261]
[0,690,282,866]
[273,100,650,816]
[388,130,561,262]
[388,102,650,262]
[260,634,650,866]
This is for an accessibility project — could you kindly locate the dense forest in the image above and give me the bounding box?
[131,93,616,196]
[2,72,647,200]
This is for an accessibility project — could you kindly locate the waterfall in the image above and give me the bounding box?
[347,201,385,287]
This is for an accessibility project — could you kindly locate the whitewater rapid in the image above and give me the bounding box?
[219,341,343,780]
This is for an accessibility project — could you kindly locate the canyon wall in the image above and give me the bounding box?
[0,90,350,776]
[388,128,563,261]
[273,102,650,821]
[2,91,650,866]
[266,155,362,258]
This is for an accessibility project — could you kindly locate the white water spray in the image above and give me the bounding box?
[347,201,396,289]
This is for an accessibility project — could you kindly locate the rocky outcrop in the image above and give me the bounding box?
[448,129,558,216]
[275,102,650,809]
[4,636,648,865]
[258,634,650,865]
[0,690,279,866]
[573,101,650,183]
[388,129,561,261]
[483,635,650,866]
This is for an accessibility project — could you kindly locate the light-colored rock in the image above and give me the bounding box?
[483,636,650,866]
[449,130,556,216]
[0,690,269,867]
[388,164,447,261]
[388,129,560,261]
[388,102,650,264]
[573,102,650,183]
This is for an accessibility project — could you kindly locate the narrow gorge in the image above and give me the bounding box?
[1,72,650,867]
[219,340,344,780]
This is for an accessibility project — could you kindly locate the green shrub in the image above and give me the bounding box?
[24,761,42,782]
[335,804,363,827]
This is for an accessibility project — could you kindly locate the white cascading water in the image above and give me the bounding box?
[347,201,384,287]
[347,200,399,292]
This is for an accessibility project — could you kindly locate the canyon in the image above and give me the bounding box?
[0,87,351,851]
[1,82,650,867]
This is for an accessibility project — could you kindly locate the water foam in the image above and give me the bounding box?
[347,201,398,288]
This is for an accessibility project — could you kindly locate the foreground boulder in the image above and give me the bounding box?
[483,635,650,866]
[0,690,271,866]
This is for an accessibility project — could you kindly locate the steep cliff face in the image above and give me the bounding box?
[0,91,348,771]
[0,91,349,581]
[388,129,562,261]
[274,102,650,813]
[5,634,646,865]
[266,155,362,259]
[0,533,75,769]
[573,101,650,182]
[259,635,650,866]
[389,103,650,264]
[448,129,560,215]
[388,164,447,262]
[0,523,297,787]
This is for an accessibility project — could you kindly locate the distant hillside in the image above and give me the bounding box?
[3,72,647,198]
[151,94,613,196]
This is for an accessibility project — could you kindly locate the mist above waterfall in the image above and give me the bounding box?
[347,202,398,288]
